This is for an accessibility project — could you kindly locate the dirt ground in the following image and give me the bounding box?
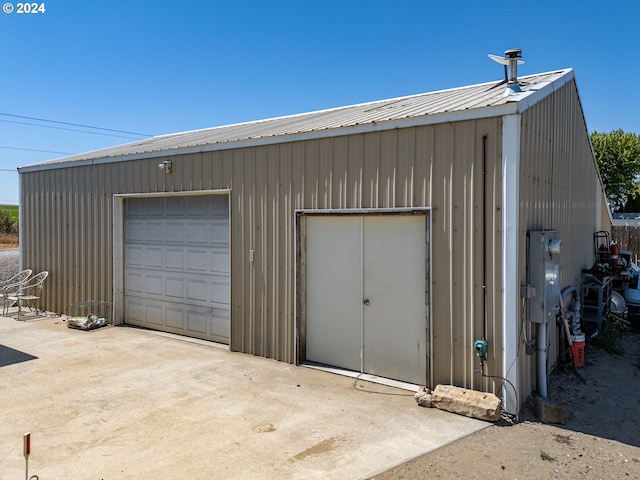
[372,325,640,479]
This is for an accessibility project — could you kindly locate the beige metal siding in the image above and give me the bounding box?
[518,79,601,398]
[20,166,115,314]
[20,119,503,395]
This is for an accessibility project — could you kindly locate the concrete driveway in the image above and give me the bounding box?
[0,311,486,479]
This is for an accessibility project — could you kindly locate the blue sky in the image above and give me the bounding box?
[1,0,638,204]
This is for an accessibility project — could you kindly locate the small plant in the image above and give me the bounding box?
[593,312,625,355]
[540,450,556,462]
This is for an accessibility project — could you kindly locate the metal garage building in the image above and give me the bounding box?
[19,64,610,414]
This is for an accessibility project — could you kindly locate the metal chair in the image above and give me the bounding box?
[0,269,33,316]
[2,271,49,320]
[0,269,32,289]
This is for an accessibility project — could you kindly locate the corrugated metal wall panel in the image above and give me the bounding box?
[425,123,452,380]
[20,119,503,397]
[19,166,114,316]
[484,130,503,388]
[518,79,601,398]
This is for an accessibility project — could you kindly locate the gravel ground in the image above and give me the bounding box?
[372,326,640,479]
[0,248,19,281]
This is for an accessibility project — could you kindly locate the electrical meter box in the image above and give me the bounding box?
[527,230,562,324]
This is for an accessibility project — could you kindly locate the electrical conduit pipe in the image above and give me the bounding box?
[537,321,548,398]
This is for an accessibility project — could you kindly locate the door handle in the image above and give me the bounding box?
[363,298,370,305]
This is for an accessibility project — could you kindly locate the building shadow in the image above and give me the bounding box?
[0,345,38,367]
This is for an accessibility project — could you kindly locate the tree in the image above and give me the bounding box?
[591,130,640,212]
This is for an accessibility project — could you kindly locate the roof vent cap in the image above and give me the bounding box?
[488,49,525,95]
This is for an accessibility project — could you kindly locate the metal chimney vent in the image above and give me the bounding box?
[488,48,525,95]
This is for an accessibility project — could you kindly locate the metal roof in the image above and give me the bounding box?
[21,68,574,171]
[612,218,640,227]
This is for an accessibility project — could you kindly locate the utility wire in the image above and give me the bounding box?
[0,118,147,140]
[0,112,152,137]
[0,145,74,155]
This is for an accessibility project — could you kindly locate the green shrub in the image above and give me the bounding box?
[0,210,17,234]
[592,313,625,354]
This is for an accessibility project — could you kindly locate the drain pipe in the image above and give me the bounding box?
[477,135,488,394]
[481,135,488,342]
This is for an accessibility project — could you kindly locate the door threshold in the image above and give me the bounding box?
[301,362,422,392]
[121,324,230,350]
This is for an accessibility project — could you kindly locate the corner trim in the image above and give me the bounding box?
[502,114,521,414]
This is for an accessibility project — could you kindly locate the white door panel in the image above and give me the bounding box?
[363,216,427,384]
[306,216,362,372]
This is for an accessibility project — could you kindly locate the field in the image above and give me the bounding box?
[0,204,18,218]
[0,233,18,249]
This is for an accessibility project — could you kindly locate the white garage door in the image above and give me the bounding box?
[305,214,428,385]
[124,195,230,344]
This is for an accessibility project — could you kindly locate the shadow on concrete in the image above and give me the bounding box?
[0,344,38,367]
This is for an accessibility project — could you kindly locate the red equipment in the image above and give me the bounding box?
[610,242,620,269]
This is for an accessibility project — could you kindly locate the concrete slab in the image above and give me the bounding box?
[0,311,487,479]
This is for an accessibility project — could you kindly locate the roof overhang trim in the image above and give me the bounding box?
[19,104,520,173]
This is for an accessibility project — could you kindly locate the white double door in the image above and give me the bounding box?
[305,214,427,385]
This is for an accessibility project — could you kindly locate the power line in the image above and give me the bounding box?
[0,112,152,137]
[0,118,146,140]
[0,145,75,155]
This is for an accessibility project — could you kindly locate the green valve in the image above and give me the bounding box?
[473,339,488,358]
